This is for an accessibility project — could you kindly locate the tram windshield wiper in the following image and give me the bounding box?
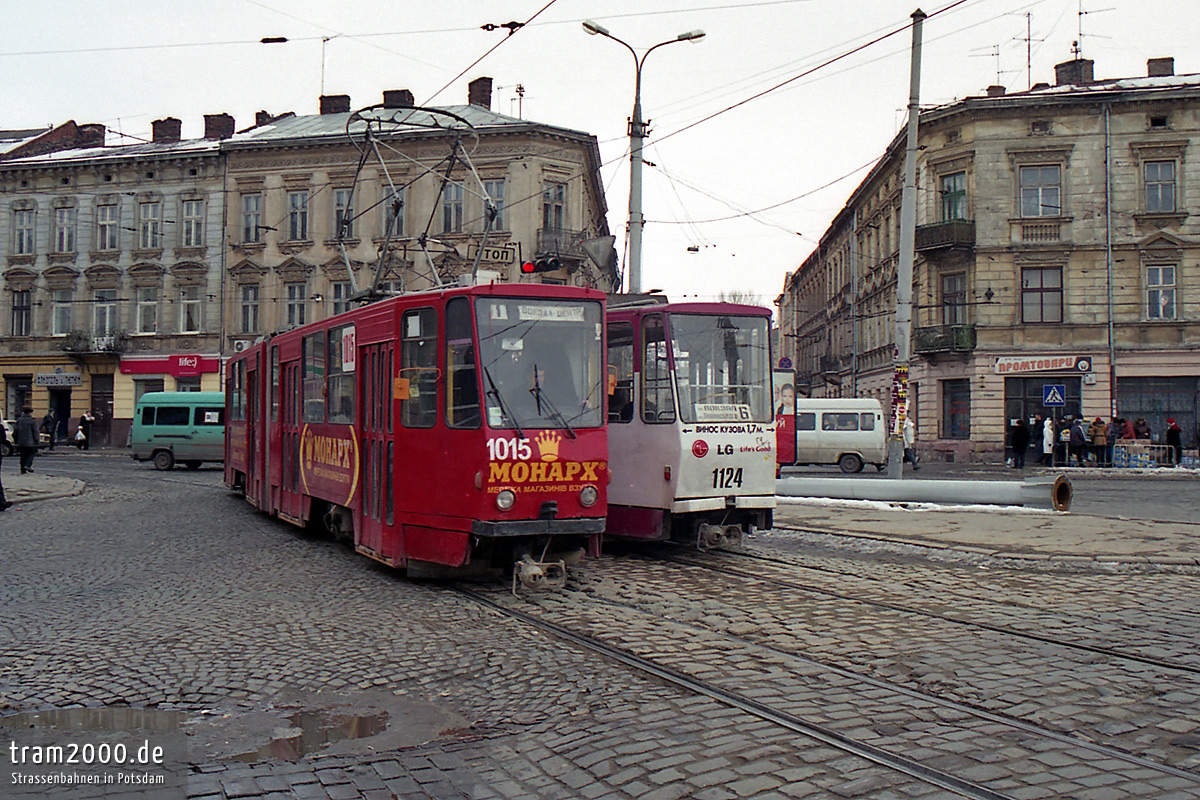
[483,365,524,439]
[529,364,576,439]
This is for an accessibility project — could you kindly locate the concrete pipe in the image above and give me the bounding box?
[776,474,1072,512]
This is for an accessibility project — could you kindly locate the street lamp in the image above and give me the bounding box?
[582,20,705,294]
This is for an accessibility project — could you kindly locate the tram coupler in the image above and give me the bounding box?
[696,522,743,551]
[512,555,568,596]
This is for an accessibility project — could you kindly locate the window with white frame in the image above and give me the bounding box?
[334,189,355,239]
[135,287,158,334]
[441,184,463,233]
[1146,265,1176,320]
[285,282,307,327]
[93,289,117,336]
[13,208,35,255]
[1020,266,1063,323]
[96,205,119,250]
[1018,165,1061,217]
[543,182,566,230]
[181,199,204,247]
[381,186,404,237]
[139,201,162,248]
[241,194,262,243]
[1145,161,1176,214]
[484,179,506,231]
[54,207,76,253]
[240,284,260,333]
[52,289,73,335]
[179,286,201,333]
[11,290,31,336]
[332,281,352,316]
[287,191,309,241]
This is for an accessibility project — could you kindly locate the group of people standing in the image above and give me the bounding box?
[0,409,96,513]
[1008,414,1187,468]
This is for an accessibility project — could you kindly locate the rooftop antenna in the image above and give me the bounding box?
[969,44,1003,84]
[496,83,527,118]
[1076,1,1114,59]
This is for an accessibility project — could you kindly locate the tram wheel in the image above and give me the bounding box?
[153,450,175,471]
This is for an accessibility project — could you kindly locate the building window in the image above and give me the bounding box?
[93,289,117,336]
[941,272,967,325]
[139,201,162,249]
[334,189,354,239]
[53,207,76,253]
[1145,160,1176,214]
[332,281,352,316]
[135,287,158,334]
[13,208,35,255]
[52,289,73,335]
[942,378,971,440]
[381,186,404,237]
[484,179,506,231]
[543,182,566,230]
[287,191,309,241]
[96,205,119,250]
[1147,265,1176,320]
[179,286,201,333]
[11,290,31,336]
[1019,165,1061,217]
[286,282,307,327]
[241,194,262,243]
[1021,266,1063,323]
[181,199,204,247]
[441,184,463,233]
[940,172,966,221]
[240,284,260,333]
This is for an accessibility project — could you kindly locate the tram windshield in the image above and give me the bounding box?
[671,314,773,424]
[476,297,605,432]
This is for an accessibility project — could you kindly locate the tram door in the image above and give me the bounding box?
[358,341,396,561]
[278,359,304,521]
[244,351,266,509]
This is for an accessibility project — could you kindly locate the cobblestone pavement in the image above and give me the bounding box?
[1,454,1199,798]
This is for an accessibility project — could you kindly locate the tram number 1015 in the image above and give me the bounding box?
[712,467,744,489]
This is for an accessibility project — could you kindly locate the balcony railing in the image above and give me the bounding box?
[819,355,843,372]
[915,219,975,252]
[536,227,586,259]
[913,324,976,354]
[62,330,129,354]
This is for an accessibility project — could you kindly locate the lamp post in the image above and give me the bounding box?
[583,20,704,294]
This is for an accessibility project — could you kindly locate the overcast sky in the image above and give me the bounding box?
[4,0,1196,308]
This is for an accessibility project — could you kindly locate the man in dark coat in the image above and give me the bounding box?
[14,407,39,474]
[1166,417,1184,465]
[1008,418,1030,469]
[40,408,56,450]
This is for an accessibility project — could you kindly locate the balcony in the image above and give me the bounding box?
[536,227,586,260]
[62,330,129,355]
[819,355,843,373]
[913,324,976,355]
[915,219,975,252]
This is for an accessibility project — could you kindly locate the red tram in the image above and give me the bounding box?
[225,283,608,587]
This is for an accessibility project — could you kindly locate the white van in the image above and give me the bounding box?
[782,398,888,473]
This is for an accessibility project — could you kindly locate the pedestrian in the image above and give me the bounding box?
[77,411,94,450]
[40,408,56,450]
[1055,417,1071,466]
[1166,417,1183,465]
[1030,414,1044,461]
[1009,418,1030,469]
[0,422,13,511]
[1042,416,1055,466]
[1120,417,1135,440]
[1105,417,1120,467]
[902,416,920,470]
[14,407,39,474]
[1133,416,1152,440]
[1069,417,1088,467]
[1088,416,1107,465]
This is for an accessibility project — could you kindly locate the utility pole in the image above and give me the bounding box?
[887,8,925,479]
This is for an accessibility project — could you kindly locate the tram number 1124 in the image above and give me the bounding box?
[712,467,744,489]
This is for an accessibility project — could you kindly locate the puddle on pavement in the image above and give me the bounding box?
[232,710,389,762]
[0,707,184,733]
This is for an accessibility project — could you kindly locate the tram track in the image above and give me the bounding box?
[663,544,1200,676]
[455,565,1200,799]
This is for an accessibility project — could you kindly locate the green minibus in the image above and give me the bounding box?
[131,391,225,470]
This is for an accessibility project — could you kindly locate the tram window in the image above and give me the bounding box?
[230,360,245,421]
[401,308,438,428]
[302,332,327,423]
[270,347,280,422]
[797,412,816,431]
[607,321,634,423]
[860,412,875,431]
[327,324,355,425]
[445,298,480,428]
[642,315,676,424]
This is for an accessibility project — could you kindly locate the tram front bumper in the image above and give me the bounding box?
[472,517,606,538]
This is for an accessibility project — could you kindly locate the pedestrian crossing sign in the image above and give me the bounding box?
[1043,384,1066,407]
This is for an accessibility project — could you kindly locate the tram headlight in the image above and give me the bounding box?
[496,489,516,511]
[579,485,599,507]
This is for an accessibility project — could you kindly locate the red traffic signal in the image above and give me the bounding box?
[521,257,561,274]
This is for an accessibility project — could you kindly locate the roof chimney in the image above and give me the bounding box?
[76,124,106,148]
[1148,57,1175,77]
[151,117,182,144]
[319,95,351,115]
[1054,58,1094,87]
[204,113,235,140]
[468,77,493,109]
[383,89,415,108]
[986,85,1006,97]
